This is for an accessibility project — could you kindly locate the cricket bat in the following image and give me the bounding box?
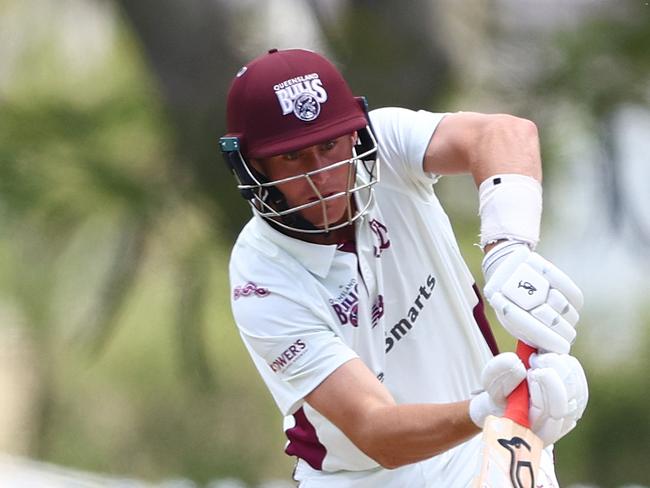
[473,341,543,488]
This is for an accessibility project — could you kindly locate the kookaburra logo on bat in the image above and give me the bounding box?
[498,436,535,488]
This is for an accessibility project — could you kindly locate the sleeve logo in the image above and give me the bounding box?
[269,339,308,373]
[233,282,270,300]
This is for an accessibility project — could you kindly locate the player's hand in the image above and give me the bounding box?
[469,352,526,428]
[482,241,583,354]
[528,352,588,446]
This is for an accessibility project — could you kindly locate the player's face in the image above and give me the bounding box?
[254,133,357,229]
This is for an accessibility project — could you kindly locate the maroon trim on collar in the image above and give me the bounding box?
[336,240,357,253]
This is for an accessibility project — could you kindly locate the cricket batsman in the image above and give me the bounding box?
[220,48,588,487]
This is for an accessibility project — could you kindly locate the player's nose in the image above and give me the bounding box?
[305,151,331,183]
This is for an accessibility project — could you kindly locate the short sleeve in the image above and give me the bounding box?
[233,291,358,415]
[369,107,447,188]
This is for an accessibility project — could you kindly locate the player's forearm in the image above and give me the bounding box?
[424,112,542,185]
[466,114,542,186]
[353,400,479,469]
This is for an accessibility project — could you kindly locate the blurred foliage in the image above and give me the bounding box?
[556,318,650,486]
[114,0,254,238]
[527,5,650,487]
[1,0,649,487]
[529,2,650,252]
[309,0,451,110]
[539,4,650,117]
[0,8,292,485]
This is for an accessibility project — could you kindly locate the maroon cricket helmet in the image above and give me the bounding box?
[224,48,369,159]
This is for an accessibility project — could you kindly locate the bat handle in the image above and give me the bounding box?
[504,341,536,428]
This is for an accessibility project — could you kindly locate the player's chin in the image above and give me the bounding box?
[302,200,350,229]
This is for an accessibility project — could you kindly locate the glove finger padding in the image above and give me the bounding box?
[528,253,584,311]
[489,293,572,353]
[469,352,526,428]
[527,353,588,446]
[530,304,577,347]
[483,243,583,353]
[547,289,580,327]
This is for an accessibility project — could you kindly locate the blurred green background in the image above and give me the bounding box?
[1,1,649,487]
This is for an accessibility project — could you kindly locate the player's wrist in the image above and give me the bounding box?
[481,239,530,282]
[478,173,542,250]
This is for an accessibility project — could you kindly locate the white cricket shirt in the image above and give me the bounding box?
[229,107,503,487]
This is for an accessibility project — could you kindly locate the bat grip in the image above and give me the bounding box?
[504,341,536,428]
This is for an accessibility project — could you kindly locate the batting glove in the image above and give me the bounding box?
[528,352,589,446]
[483,241,584,354]
[469,352,526,428]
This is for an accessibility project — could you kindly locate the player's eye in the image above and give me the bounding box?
[321,140,337,151]
[283,151,300,161]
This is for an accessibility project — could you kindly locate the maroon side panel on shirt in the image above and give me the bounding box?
[285,407,327,470]
[472,284,499,356]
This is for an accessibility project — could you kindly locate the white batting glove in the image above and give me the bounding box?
[483,241,584,354]
[528,352,589,446]
[469,352,526,428]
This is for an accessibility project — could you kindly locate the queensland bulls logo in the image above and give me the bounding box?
[329,279,359,327]
[293,93,320,121]
[274,73,328,122]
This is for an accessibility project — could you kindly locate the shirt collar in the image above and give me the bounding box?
[251,216,340,278]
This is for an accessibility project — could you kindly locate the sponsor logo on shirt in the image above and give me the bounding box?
[269,339,307,373]
[233,282,270,300]
[329,279,384,328]
[369,218,390,257]
[385,274,436,353]
[371,294,384,328]
[329,278,359,327]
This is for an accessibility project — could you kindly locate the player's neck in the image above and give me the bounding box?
[284,222,356,246]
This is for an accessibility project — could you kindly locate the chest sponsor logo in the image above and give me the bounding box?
[233,282,270,300]
[371,294,384,328]
[269,339,307,373]
[329,279,385,328]
[369,218,390,257]
[273,73,327,122]
[330,279,359,327]
[385,273,436,353]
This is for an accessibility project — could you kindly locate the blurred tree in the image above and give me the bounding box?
[531,3,650,251]
[526,4,650,486]
[308,0,451,109]
[114,0,250,236]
